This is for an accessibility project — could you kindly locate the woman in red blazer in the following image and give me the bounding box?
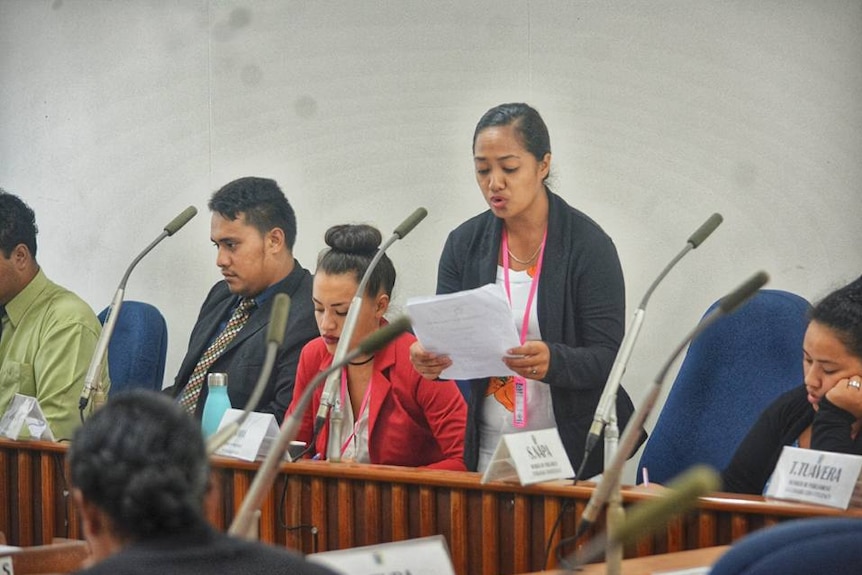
[286,224,466,470]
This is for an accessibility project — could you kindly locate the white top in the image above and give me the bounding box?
[477,266,556,472]
[334,382,371,463]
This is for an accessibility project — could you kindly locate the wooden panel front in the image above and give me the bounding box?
[3,438,861,575]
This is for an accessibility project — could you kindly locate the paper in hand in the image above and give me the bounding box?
[406,283,520,380]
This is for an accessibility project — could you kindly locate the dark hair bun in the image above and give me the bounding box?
[324,224,381,256]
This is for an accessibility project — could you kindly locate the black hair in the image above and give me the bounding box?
[68,390,209,540]
[810,275,862,360]
[472,103,552,168]
[208,176,298,250]
[0,189,38,258]
[316,224,396,298]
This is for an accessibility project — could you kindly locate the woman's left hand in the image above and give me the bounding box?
[503,340,550,381]
[824,376,862,418]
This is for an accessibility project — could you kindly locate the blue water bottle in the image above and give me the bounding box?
[201,372,231,438]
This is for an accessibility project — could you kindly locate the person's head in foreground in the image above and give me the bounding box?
[69,390,210,560]
[68,390,335,574]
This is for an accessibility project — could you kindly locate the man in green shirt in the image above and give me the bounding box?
[0,190,107,441]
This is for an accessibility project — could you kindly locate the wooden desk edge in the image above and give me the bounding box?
[4,437,862,518]
[523,545,731,575]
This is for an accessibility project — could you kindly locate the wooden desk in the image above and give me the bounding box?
[526,546,729,575]
[2,438,859,575]
[1,540,90,574]
[575,545,728,575]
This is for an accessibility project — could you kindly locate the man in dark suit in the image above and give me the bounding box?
[166,177,318,423]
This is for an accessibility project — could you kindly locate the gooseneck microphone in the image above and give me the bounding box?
[163,207,199,236]
[206,293,291,455]
[314,208,427,462]
[578,213,723,480]
[687,212,725,248]
[566,465,721,569]
[228,316,412,539]
[574,271,769,539]
[79,206,198,415]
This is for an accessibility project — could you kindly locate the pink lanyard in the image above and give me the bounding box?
[339,367,373,457]
[501,227,547,428]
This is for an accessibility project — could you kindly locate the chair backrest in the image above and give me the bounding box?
[709,517,862,574]
[637,289,811,485]
[97,301,168,395]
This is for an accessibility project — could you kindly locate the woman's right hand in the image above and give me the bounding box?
[409,341,452,380]
[825,376,862,418]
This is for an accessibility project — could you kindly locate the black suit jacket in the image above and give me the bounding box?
[75,523,337,575]
[167,263,318,423]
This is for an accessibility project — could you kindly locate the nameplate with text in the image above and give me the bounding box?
[213,409,279,462]
[765,446,862,509]
[0,393,55,441]
[308,535,455,575]
[481,427,574,485]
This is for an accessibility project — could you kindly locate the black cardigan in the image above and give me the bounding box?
[436,188,643,478]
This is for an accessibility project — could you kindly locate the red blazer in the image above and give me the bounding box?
[286,331,467,470]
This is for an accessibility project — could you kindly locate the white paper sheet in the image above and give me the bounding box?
[406,283,520,380]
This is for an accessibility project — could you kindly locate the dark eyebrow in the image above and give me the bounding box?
[803,349,840,366]
[474,154,520,162]
[312,297,350,308]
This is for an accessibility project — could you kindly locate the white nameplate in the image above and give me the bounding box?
[481,427,574,485]
[765,446,862,509]
[0,555,12,574]
[308,535,455,575]
[0,393,55,441]
[213,409,280,462]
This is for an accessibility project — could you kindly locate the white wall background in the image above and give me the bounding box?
[2,0,861,482]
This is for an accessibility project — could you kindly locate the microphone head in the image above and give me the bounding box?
[393,208,428,239]
[612,465,721,547]
[357,316,412,356]
[718,270,770,314]
[687,213,723,248]
[164,206,198,236]
[265,293,291,346]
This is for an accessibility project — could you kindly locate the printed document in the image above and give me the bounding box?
[406,283,520,380]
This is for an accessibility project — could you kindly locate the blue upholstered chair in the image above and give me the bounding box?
[637,289,811,485]
[709,517,862,574]
[97,301,168,395]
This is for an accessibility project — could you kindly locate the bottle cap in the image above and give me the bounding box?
[207,373,228,387]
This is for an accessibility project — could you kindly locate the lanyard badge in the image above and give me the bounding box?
[501,228,547,429]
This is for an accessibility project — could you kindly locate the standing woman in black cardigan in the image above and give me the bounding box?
[410,102,643,478]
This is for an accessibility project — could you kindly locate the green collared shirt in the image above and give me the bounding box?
[0,269,108,440]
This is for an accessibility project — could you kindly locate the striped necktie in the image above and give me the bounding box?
[178,298,256,413]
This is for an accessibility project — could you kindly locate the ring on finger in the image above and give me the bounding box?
[849,379,861,390]
[530,368,538,376]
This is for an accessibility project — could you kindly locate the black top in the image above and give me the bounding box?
[722,385,862,495]
[73,524,336,575]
